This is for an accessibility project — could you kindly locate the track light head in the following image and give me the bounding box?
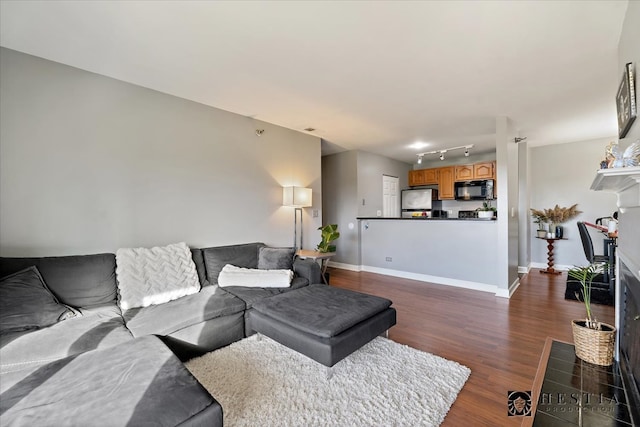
[464,148,469,157]
[439,152,445,161]
[417,155,423,164]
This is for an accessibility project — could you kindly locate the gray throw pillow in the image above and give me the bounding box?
[0,266,77,334]
[257,247,295,270]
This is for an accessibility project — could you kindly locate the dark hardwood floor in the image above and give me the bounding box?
[328,267,615,427]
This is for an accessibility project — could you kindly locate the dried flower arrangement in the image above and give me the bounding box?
[530,204,582,226]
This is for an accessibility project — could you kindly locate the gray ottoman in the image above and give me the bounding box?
[250,284,396,375]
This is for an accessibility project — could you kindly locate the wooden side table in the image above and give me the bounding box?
[536,237,565,275]
[296,250,336,285]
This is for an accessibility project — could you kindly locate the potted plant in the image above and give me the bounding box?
[316,224,340,253]
[568,263,616,366]
[531,211,548,238]
[476,201,496,219]
[531,204,582,238]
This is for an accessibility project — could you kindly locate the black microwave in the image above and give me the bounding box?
[454,180,494,200]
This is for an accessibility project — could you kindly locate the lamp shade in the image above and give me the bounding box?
[283,186,312,207]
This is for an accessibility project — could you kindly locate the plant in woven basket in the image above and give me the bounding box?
[568,264,605,330]
[568,263,616,366]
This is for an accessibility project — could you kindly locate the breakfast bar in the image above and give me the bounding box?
[357,217,500,294]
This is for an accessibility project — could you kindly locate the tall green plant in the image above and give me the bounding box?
[316,224,340,253]
[568,263,605,330]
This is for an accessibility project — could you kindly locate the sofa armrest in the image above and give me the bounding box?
[293,258,322,285]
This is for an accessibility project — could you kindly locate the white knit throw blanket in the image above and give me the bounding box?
[218,264,293,288]
[115,242,201,310]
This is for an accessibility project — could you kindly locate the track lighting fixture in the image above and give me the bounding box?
[255,129,265,136]
[416,144,473,163]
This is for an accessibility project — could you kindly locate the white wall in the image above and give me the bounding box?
[0,48,322,256]
[356,151,411,218]
[321,151,359,265]
[360,219,499,293]
[495,117,520,293]
[529,137,617,269]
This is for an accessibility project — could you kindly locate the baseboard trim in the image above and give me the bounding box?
[326,261,361,272]
[496,277,521,298]
[329,263,519,298]
[359,265,500,295]
[518,265,531,274]
[530,262,571,271]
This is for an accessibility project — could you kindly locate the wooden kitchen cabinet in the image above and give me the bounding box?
[408,168,438,186]
[437,166,455,199]
[423,168,438,184]
[454,165,474,181]
[454,161,495,181]
[474,162,495,179]
[408,170,424,186]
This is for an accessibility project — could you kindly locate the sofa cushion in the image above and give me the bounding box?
[116,242,201,310]
[0,266,78,334]
[0,253,117,308]
[123,285,246,337]
[223,276,309,309]
[0,335,221,427]
[1,304,132,374]
[190,248,209,286]
[202,242,265,285]
[258,246,295,270]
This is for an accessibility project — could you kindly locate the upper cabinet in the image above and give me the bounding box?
[408,168,438,186]
[436,166,455,199]
[454,161,495,181]
[454,165,474,181]
[409,161,495,200]
[473,162,495,179]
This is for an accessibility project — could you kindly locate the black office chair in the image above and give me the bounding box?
[576,221,614,297]
[577,221,608,264]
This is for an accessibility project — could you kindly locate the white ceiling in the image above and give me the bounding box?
[0,1,629,164]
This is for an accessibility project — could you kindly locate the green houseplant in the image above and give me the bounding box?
[568,263,616,366]
[531,210,548,238]
[476,201,496,219]
[316,224,340,253]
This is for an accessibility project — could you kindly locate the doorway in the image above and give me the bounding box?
[382,175,400,217]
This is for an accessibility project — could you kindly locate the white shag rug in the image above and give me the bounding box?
[185,335,470,426]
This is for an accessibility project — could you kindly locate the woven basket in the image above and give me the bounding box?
[571,320,616,366]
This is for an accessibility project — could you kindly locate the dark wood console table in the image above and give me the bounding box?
[536,236,565,275]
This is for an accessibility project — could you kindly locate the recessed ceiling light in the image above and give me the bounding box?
[409,141,429,150]
[304,127,316,132]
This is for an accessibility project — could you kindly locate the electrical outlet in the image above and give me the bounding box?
[385,257,392,262]
[313,209,319,218]
[377,210,382,216]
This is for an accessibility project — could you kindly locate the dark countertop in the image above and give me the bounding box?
[357,217,496,221]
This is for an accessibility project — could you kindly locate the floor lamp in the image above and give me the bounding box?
[282,186,312,251]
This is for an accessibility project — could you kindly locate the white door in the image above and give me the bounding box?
[382,175,400,217]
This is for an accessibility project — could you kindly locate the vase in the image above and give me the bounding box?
[555,225,563,239]
[571,320,616,366]
[536,230,547,238]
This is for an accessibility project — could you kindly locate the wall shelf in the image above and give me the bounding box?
[591,166,640,209]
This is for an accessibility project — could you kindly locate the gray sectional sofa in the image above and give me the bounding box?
[0,242,321,426]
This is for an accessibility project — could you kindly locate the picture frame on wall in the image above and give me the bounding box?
[616,62,637,139]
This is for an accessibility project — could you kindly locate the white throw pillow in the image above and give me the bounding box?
[115,242,201,310]
[218,264,293,288]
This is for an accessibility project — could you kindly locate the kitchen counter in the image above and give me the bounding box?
[356,217,500,294]
[357,217,496,221]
